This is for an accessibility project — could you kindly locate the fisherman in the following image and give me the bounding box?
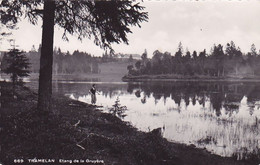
[89,84,97,104]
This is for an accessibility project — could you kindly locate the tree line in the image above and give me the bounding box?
[128,41,260,77]
[1,45,123,75]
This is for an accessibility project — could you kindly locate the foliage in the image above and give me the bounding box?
[0,0,148,50]
[128,41,260,77]
[1,49,30,85]
[141,49,148,60]
[26,46,122,74]
[109,97,127,119]
[127,65,134,74]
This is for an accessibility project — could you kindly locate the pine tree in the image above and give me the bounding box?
[2,49,30,91]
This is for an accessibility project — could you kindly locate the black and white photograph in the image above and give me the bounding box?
[1,0,260,164]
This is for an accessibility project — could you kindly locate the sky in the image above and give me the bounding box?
[1,1,260,58]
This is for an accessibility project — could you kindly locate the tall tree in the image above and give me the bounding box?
[141,49,148,60]
[175,42,183,59]
[212,44,225,76]
[151,50,163,74]
[184,50,191,60]
[192,51,197,59]
[250,44,257,56]
[1,0,148,112]
[248,44,259,75]
[225,41,242,75]
[225,41,236,58]
[1,49,30,92]
[198,49,206,74]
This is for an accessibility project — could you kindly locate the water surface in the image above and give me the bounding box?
[31,81,260,159]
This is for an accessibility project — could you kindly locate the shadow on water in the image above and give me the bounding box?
[27,80,260,160]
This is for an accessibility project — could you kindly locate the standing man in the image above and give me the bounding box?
[89,84,97,104]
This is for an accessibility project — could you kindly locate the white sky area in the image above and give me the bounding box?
[1,1,260,57]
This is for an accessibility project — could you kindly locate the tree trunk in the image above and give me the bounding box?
[37,0,55,112]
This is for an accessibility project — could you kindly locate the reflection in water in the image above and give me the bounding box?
[53,81,260,160]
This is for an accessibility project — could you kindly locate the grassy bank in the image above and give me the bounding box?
[0,82,257,165]
[122,74,260,82]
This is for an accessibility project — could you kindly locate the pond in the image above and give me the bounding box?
[32,80,260,160]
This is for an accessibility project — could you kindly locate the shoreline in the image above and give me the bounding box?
[0,81,257,165]
[122,75,260,83]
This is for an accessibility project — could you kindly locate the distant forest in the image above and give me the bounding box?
[127,41,260,77]
[1,45,133,74]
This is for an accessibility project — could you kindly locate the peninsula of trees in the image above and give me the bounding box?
[124,41,260,81]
